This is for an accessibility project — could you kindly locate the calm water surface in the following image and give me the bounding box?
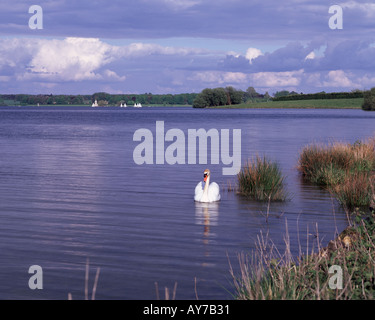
[0,106,374,300]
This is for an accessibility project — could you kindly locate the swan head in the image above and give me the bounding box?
[203,169,211,182]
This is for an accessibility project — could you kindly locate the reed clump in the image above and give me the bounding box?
[237,155,287,201]
[298,138,375,210]
[230,213,375,300]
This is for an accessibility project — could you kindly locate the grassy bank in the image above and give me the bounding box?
[215,98,364,109]
[230,213,375,300]
[230,137,375,300]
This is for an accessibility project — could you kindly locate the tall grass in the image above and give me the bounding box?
[333,174,374,210]
[237,156,287,201]
[298,138,375,210]
[230,214,375,300]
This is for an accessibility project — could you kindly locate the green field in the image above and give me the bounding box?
[215,98,364,109]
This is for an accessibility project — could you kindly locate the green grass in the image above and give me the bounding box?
[215,98,364,109]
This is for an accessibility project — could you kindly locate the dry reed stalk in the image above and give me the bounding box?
[68,258,101,300]
[155,281,178,300]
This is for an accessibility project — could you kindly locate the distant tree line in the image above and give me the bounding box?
[273,90,364,101]
[192,86,271,108]
[0,89,369,108]
[0,92,198,106]
[92,92,198,106]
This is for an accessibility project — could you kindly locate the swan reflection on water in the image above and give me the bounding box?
[195,201,219,246]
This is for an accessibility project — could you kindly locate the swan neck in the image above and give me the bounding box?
[203,176,210,193]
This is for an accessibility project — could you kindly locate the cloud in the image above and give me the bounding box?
[323,70,356,88]
[103,69,126,81]
[0,36,222,93]
[305,51,316,60]
[0,0,364,41]
[341,1,375,18]
[123,42,208,57]
[0,34,374,94]
[26,38,117,81]
[314,40,375,71]
[245,48,263,64]
[250,70,303,87]
[0,37,210,84]
[189,71,248,85]
[220,42,316,73]
[188,69,304,90]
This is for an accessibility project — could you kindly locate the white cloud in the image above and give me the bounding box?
[250,70,303,87]
[305,72,322,86]
[305,51,316,60]
[341,1,375,17]
[0,37,209,84]
[323,70,355,87]
[27,38,117,81]
[1,36,373,94]
[189,71,248,84]
[103,69,126,81]
[245,48,263,64]
[123,42,208,57]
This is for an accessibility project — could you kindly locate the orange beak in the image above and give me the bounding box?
[204,173,208,182]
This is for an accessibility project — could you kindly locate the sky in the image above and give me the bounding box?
[0,0,375,95]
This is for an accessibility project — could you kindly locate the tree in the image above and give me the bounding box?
[93,92,111,102]
[362,88,375,111]
[264,92,271,101]
[192,94,208,108]
[274,90,291,98]
[226,86,244,105]
[200,88,215,106]
[193,86,244,108]
[245,86,258,101]
[212,88,228,106]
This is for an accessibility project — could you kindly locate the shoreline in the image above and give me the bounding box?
[0,98,365,109]
[213,98,364,109]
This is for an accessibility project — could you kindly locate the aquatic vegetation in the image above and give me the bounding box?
[298,138,375,210]
[237,155,287,201]
[333,173,374,210]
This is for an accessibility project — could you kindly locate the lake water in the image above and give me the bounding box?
[0,106,374,300]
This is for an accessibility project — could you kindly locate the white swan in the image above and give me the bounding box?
[194,169,221,203]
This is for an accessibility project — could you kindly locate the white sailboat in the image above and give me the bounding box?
[134,103,142,108]
[92,100,99,107]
